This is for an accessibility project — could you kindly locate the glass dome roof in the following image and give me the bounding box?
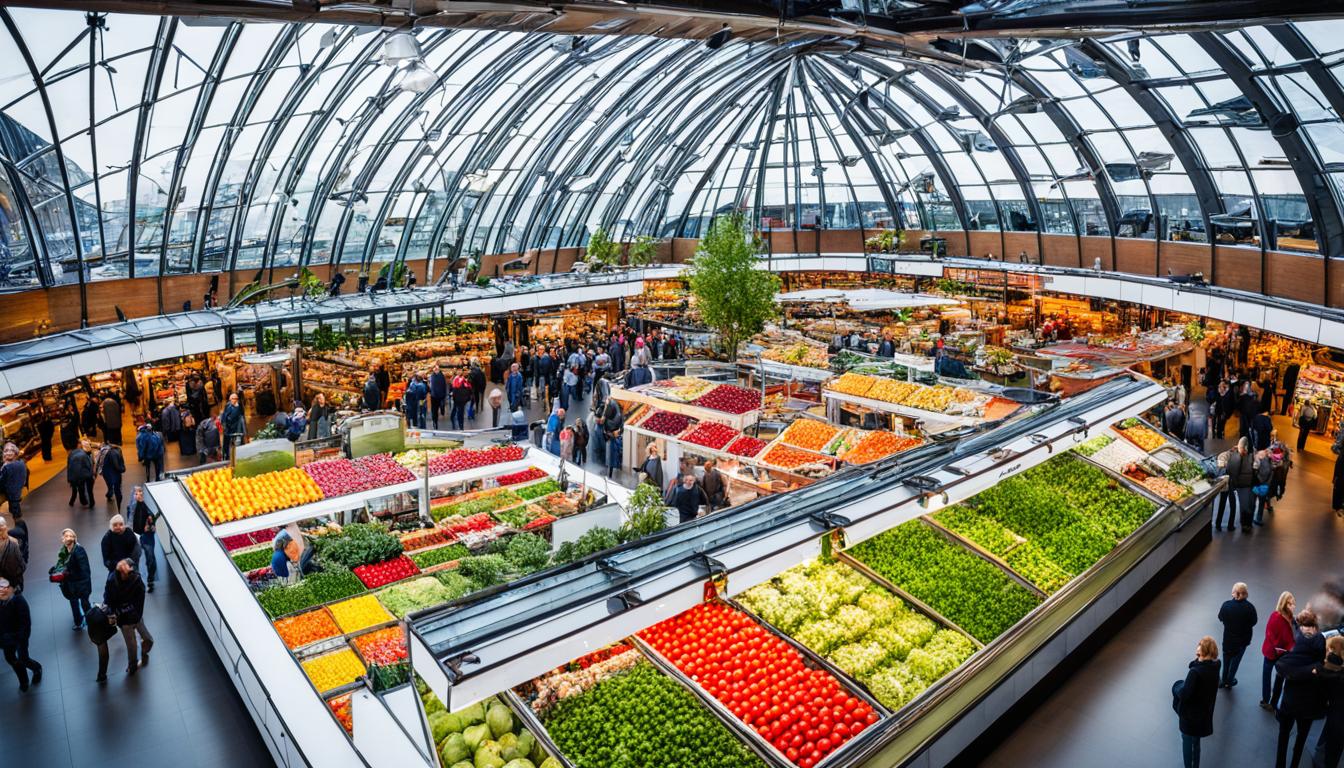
[1,8,1342,292]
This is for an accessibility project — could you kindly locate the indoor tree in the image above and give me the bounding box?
[687,212,780,359]
[628,234,659,267]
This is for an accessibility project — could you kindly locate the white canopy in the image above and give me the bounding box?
[776,288,847,303]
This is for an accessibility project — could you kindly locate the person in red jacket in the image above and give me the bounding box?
[1262,591,1298,711]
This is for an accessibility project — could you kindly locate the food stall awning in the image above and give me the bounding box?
[776,288,847,303]
[777,288,961,311]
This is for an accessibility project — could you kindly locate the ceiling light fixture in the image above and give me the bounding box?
[399,60,438,93]
[383,31,421,64]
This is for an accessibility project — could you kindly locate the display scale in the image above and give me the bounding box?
[151,374,1221,768]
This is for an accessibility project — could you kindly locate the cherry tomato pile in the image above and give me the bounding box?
[352,626,408,665]
[352,555,421,589]
[695,384,763,414]
[682,421,741,451]
[640,601,878,768]
[495,467,548,486]
[428,445,526,475]
[726,435,769,458]
[640,409,692,436]
[440,512,495,539]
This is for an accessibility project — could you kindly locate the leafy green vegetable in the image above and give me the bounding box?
[256,581,315,618]
[849,521,1041,643]
[503,533,552,574]
[1165,457,1206,485]
[1072,434,1114,457]
[232,547,272,572]
[312,522,403,569]
[303,568,367,603]
[377,577,457,618]
[409,543,470,569]
[542,660,766,768]
[514,479,561,501]
[458,554,509,586]
[551,527,620,565]
[618,484,668,544]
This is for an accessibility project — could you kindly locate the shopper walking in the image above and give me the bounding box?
[0,577,40,692]
[403,373,428,429]
[1,444,27,521]
[80,397,101,439]
[1164,400,1187,437]
[85,601,117,683]
[129,486,157,593]
[36,415,54,461]
[135,422,165,482]
[179,408,197,457]
[220,392,245,459]
[1276,609,1327,768]
[467,360,485,421]
[1251,406,1275,452]
[51,528,91,630]
[0,518,24,593]
[1264,591,1298,711]
[505,362,524,412]
[638,443,664,490]
[1174,635,1220,768]
[374,364,390,408]
[1184,406,1209,454]
[159,400,182,447]
[104,559,152,675]
[600,397,624,478]
[1228,437,1256,533]
[361,373,382,412]
[1217,582,1258,688]
[1268,430,1292,507]
[428,368,447,429]
[100,514,138,575]
[1252,448,1274,526]
[1297,401,1319,453]
[671,473,709,525]
[1334,426,1344,517]
[306,392,331,439]
[1214,443,1241,531]
[101,392,122,445]
[449,370,472,431]
[60,407,80,452]
[196,414,220,465]
[66,437,95,507]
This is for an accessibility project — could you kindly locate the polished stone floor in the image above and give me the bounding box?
[6,390,1337,768]
[979,410,1342,768]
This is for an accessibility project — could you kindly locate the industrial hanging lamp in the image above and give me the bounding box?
[383,30,421,63]
[399,60,438,93]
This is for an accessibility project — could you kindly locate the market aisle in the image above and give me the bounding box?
[978,411,1342,768]
[3,444,273,768]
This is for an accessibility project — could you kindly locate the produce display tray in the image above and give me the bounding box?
[833,551,985,651]
[918,517,1049,600]
[822,389,982,427]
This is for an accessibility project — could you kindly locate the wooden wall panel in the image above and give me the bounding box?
[1214,246,1262,293]
[1040,233,1079,267]
[1265,251,1324,305]
[1114,238,1156,276]
[1080,236,1112,271]
[900,230,928,253]
[941,230,970,257]
[767,230,798,254]
[671,238,699,263]
[967,231,1001,259]
[819,230,863,253]
[1002,232,1039,262]
[1158,242,1211,279]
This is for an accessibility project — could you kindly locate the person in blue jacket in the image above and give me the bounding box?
[403,373,428,429]
[220,392,245,459]
[628,360,654,388]
[505,362,524,411]
[428,368,447,429]
[134,423,165,482]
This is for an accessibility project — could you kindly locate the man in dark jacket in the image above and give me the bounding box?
[1,444,27,520]
[81,398,101,438]
[403,373,427,429]
[1217,582,1258,688]
[1281,363,1301,416]
[0,518,24,593]
[195,416,220,465]
[600,397,624,478]
[1238,381,1261,438]
[220,392,245,460]
[66,439,95,507]
[362,373,382,412]
[535,348,554,405]
[1175,635,1220,768]
[428,368,447,429]
[0,577,41,691]
[135,423,165,482]
[100,514,138,574]
[159,401,182,445]
[1313,636,1344,768]
[468,361,487,418]
[628,361,654,388]
[1250,407,1274,452]
[129,486,157,592]
[104,560,152,675]
[374,364,391,408]
[1214,381,1236,440]
[505,363,524,411]
[671,473,708,524]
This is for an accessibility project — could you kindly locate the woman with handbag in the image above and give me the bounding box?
[1174,635,1220,768]
[50,528,91,630]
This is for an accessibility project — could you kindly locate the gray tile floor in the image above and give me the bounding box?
[978,410,1342,768]
[8,387,1335,768]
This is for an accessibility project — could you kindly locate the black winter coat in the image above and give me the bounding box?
[1278,632,1328,721]
[85,603,117,645]
[1320,658,1344,744]
[101,529,138,571]
[66,448,94,484]
[60,415,80,450]
[58,544,92,600]
[1218,598,1258,651]
[1176,659,1220,737]
[0,593,32,648]
[103,570,146,626]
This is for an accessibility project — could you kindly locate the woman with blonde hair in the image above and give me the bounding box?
[1175,635,1220,768]
[1263,591,1298,710]
[50,528,91,630]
